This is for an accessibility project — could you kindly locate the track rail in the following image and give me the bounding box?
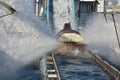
[40,53,61,80]
[52,53,61,80]
[40,49,120,80]
[89,51,120,80]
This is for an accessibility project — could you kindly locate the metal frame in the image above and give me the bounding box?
[0,1,16,18]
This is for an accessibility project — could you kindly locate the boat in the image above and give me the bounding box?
[56,23,86,55]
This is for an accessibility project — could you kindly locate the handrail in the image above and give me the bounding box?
[0,1,16,18]
[89,51,120,80]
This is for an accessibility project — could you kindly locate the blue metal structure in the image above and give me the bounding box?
[46,0,77,31]
[79,1,98,27]
[70,0,77,31]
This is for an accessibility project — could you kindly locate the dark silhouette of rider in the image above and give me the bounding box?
[57,23,80,37]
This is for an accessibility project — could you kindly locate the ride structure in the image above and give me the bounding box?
[0,1,16,18]
[37,0,120,80]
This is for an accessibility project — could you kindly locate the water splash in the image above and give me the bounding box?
[81,14,120,66]
[0,0,60,79]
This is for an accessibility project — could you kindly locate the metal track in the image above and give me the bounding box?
[89,51,120,80]
[40,50,120,80]
[40,52,61,80]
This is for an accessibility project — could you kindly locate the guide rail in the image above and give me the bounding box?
[89,51,120,80]
[40,53,61,80]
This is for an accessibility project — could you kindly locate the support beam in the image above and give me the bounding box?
[47,0,49,25]
[0,1,16,18]
[69,0,77,31]
[35,0,40,16]
[0,1,16,13]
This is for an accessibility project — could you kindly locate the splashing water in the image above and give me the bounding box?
[0,0,60,79]
[81,14,120,67]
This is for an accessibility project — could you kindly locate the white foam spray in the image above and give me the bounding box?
[53,0,72,32]
[0,0,60,78]
[81,14,120,66]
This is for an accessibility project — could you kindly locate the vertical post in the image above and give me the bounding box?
[47,0,49,25]
[45,0,47,9]
[69,0,77,31]
[104,13,107,23]
[35,0,40,16]
[112,14,120,50]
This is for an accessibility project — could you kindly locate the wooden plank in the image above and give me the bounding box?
[48,74,57,78]
[47,70,56,72]
[46,56,53,59]
[46,62,54,64]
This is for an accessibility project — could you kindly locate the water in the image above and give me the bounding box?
[55,55,114,80]
[16,67,41,80]
[0,0,120,80]
[51,0,120,68]
[0,0,59,79]
[81,13,120,67]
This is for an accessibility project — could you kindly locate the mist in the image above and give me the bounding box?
[0,0,60,79]
[81,14,120,67]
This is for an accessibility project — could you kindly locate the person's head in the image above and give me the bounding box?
[63,23,72,30]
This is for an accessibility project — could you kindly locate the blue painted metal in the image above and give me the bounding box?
[79,1,97,27]
[69,0,77,31]
[47,0,49,25]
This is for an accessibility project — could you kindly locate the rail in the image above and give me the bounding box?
[52,53,61,80]
[0,1,16,18]
[40,53,61,80]
[89,51,120,80]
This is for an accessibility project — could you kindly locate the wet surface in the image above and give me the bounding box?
[16,69,41,80]
[3,64,41,80]
[55,55,114,80]
[7,55,115,80]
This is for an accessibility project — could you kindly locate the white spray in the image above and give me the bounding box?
[82,14,120,66]
[0,0,60,78]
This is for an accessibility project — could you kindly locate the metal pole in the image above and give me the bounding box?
[112,14,120,50]
[47,0,49,25]
[0,1,16,18]
[0,1,16,13]
[35,0,40,16]
[104,13,107,23]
